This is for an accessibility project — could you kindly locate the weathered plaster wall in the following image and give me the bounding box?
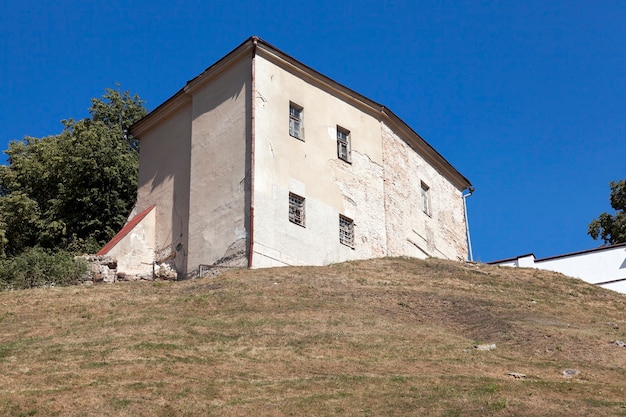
[136,104,192,274]
[103,207,156,278]
[133,39,470,275]
[381,123,467,261]
[186,56,251,275]
[251,54,387,267]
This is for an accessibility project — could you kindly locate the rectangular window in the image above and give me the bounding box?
[289,193,305,226]
[336,126,351,163]
[421,182,431,216]
[289,103,303,140]
[339,215,354,248]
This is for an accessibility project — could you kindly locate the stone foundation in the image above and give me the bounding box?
[77,255,178,283]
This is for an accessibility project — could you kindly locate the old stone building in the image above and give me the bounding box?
[101,37,472,278]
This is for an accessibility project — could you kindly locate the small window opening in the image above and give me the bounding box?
[289,103,303,140]
[336,126,351,163]
[421,182,431,216]
[339,215,354,248]
[289,193,305,226]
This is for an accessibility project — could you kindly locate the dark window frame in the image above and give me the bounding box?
[336,126,351,163]
[289,192,306,227]
[339,215,355,248]
[289,102,304,140]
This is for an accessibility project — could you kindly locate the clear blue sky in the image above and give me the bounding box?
[1,0,624,262]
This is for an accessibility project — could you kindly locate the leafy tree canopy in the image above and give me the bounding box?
[588,179,626,245]
[0,87,147,257]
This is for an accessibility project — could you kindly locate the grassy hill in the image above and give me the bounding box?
[0,257,624,416]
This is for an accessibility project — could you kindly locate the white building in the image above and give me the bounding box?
[100,37,473,278]
[489,242,626,294]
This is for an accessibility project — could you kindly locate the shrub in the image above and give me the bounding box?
[0,248,88,290]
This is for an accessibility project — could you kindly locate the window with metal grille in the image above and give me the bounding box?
[421,182,431,216]
[336,126,351,162]
[339,215,354,248]
[289,103,303,140]
[289,193,305,226]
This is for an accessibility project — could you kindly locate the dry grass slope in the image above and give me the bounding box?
[0,257,624,416]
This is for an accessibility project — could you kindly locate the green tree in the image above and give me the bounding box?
[588,179,626,245]
[0,87,147,256]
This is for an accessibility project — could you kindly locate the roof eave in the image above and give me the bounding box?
[130,37,257,137]
[254,39,472,190]
[131,36,472,190]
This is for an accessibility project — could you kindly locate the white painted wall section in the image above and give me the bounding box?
[252,53,388,267]
[490,243,626,294]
